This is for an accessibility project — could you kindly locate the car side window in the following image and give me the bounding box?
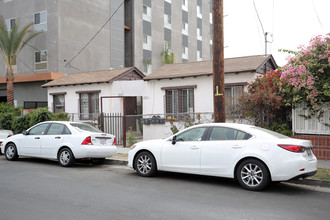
[29,123,49,135]
[176,127,207,142]
[209,127,251,141]
[46,124,71,135]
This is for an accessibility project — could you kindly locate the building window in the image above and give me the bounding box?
[197,28,202,40]
[182,0,188,11]
[182,22,188,35]
[197,50,202,61]
[164,14,171,29]
[53,94,65,113]
[34,11,47,32]
[143,5,151,22]
[182,46,188,60]
[164,87,194,118]
[143,34,152,51]
[197,5,202,18]
[225,85,244,116]
[35,50,47,70]
[5,18,15,32]
[79,92,100,120]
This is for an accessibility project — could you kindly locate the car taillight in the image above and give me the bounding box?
[278,144,305,153]
[7,135,12,138]
[113,138,116,145]
[82,136,93,145]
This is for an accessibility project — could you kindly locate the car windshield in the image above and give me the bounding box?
[70,123,102,133]
[251,127,288,139]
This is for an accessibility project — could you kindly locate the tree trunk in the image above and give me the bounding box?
[6,67,14,105]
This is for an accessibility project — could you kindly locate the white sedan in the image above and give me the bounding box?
[128,123,317,191]
[1,121,117,167]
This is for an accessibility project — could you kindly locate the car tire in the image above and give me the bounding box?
[236,159,270,191]
[58,148,75,167]
[91,158,105,165]
[135,151,157,177]
[5,143,19,161]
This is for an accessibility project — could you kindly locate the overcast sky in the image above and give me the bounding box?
[222,0,329,66]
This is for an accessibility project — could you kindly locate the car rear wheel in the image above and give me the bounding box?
[135,151,157,177]
[237,159,270,191]
[5,143,19,161]
[58,148,75,167]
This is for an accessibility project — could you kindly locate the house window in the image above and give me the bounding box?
[164,87,195,118]
[34,11,47,32]
[53,94,65,113]
[78,92,100,120]
[35,50,47,70]
[5,18,15,32]
[225,85,244,115]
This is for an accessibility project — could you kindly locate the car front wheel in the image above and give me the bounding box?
[135,151,157,177]
[237,159,270,191]
[5,143,19,161]
[58,148,75,167]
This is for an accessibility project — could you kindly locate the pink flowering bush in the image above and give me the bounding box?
[280,34,330,117]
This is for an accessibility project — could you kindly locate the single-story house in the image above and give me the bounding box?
[141,54,278,140]
[42,67,146,120]
[0,72,64,108]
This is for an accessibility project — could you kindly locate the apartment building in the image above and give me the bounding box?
[0,0,213,107]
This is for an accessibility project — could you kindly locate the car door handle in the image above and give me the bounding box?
[35,137,40,139]
[55,137,61,139]
[232,145,242,149]
[190,146,199,150]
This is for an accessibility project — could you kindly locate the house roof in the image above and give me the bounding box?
[144,55,277,81]
[0,72,65,84]
[42,67,145,88]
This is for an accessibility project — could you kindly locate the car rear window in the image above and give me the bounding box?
[70,123,102,133]
[251,127,288,139]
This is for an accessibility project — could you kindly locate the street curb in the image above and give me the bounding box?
[105,158,330,188]
[105,158,128,166]
[288,178,330,188]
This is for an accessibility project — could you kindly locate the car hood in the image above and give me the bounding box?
[135,139,165,147]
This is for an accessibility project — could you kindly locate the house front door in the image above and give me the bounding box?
[125,97,137,131]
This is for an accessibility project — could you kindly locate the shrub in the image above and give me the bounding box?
[54,112,70,121]
[0,112,14,130]
[12,114,31,134]
[29,107,54,127]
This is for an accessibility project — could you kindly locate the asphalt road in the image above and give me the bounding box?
[0,156,329,220]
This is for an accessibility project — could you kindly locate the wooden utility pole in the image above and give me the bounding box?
[213,0,225,122]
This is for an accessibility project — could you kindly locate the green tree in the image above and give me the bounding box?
[161,42,175,65]
[0,17,41,104]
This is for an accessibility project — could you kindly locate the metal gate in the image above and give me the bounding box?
[101,113,124,145]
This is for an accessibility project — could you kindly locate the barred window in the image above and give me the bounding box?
[225,85,244,115]
[164,87,194,118]
[79,92,99,120]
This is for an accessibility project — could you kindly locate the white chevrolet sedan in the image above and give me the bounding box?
[1,121,116,167]
[128,123,317,191]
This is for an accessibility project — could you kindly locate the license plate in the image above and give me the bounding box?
[306,148,312,156]
[100,138,106,145]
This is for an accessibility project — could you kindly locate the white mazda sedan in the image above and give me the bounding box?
[128,123,317,191]
[1,121,116,167]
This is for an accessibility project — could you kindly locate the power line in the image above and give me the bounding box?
[253,0,265,35]
[66,0,125,66]
[312,0,324,33]
[24,41,82,72]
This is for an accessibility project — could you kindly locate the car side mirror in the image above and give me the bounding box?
[171,135,177,145]
[22,130,28,135]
